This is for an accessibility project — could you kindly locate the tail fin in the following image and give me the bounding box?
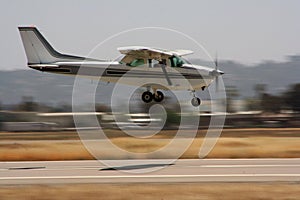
[18,26,85,64]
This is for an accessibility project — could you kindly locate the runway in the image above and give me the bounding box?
[0,159,300,184]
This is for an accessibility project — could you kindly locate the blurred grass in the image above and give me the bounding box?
[1,128,300,141]
[0,142,93,161]
[0,128,299,160]
[0,183,299,200]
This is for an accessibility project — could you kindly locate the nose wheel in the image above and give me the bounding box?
[142,90,164,103]
[191,97,201,107]
[190,90,201,107]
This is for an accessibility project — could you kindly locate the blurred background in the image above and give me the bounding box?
[0,0,299,131]
[0,1,299,199]
[0,56,299,131]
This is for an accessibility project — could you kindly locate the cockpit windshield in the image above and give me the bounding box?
[170,56,187,67]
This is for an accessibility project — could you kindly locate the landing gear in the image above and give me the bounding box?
[141,90,164,103]
[153,91,164,102]
[190,90,201,107]
[142,91,153,103]
[191,97,201,107]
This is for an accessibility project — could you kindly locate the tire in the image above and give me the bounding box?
[191,97,201,107]
[153,91,164,102]
[142,91,153,103]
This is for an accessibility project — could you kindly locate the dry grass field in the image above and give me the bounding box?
[0,183,299,200]
[0,128,299,160]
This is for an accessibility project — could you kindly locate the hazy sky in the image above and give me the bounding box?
[1,0,299,70]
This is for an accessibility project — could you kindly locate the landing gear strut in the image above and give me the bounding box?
[141,90,164,103]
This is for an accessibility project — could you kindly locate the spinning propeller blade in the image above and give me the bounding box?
[214,52,221,92]
[214,52,218,71]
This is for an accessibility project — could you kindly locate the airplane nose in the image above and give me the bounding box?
[218,70,224,75]
[210,69,224,76]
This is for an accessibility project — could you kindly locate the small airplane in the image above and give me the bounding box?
[18,26,224,107]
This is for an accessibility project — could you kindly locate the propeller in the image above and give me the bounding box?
[215,53,219,92]
[214,52,218,70]
[212,52,224,92]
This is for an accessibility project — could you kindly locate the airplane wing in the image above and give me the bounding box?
[117,46,193,64]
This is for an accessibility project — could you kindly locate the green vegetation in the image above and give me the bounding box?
[166,110,181,126]
[246,83,300,113]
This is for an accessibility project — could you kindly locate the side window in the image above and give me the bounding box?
[170,56,184,67]
[177,58,184,67]
[129,59,144,67]
[170,56,176,67]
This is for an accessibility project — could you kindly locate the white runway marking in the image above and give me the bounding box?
[1,174,300,180]
[1,159,300,184]
[197,164,300,168]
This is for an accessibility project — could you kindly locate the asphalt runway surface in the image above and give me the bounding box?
[0,159,300,184]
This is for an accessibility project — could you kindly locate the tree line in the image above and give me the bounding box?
[227,83,300,113]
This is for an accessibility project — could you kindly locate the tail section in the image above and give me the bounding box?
[18,26,86,64]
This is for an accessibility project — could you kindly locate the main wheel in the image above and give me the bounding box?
[142,91,153,103]
[153,91,164,102]
[191,97,201,107]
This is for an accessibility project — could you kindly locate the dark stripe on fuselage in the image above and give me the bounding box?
[32,65,204,80]
[105,69,203,79]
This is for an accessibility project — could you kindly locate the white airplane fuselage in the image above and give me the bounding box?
[19,26,223,93]
[29,61,217,91]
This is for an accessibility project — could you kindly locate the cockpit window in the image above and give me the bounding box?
[129,59,144,67]
[125,56,188,68]
[170,56,185,67]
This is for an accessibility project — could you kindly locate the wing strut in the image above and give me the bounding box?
[160,59,173,86]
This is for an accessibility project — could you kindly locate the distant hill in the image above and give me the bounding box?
[192,55,300,98]
[0,56,299,104]
[0,70,114,105]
